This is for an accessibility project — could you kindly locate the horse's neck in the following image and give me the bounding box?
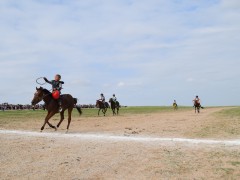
[43,94,53,104]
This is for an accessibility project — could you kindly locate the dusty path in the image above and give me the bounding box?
[1,132,240,180]
[1,107,240,179]
[1,107,232,138]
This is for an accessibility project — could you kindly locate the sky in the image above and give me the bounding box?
[0,0,240,106]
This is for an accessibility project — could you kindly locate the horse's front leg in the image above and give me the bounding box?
[41,111,55,131]
[41,112,50,131]
[98,108,101,116]
[47,122,57,131]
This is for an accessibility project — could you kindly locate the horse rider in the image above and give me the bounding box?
[44,74,64,112]
[193,95,201,105]
[99,93,106,107]
[112,94,117,103]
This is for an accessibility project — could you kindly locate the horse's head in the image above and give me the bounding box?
[109,98,113,103]
[31,87,45,106]
[96,100,100,107]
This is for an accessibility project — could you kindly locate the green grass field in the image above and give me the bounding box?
[192,107,240,138]
[1,106,238,120]
[216,107,240,118]
[0,106,191,122]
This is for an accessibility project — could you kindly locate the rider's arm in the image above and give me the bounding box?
[43,77,52,84]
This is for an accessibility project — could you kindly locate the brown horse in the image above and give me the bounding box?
[193,100,201,113]
[96,100,109,116]
[31,87,82,132]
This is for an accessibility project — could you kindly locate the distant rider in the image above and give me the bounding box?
[99,93,105,107]
[193,95,201,106]
[112,94,117,103]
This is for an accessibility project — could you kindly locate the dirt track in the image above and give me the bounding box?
[1,108,240,179]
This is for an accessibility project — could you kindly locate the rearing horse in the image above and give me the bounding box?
[109,98,120,115]
[31,87,82,132]
[96,100,109,116]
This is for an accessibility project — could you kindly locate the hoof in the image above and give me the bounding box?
[66,129,69,134]
[54,127,57,131]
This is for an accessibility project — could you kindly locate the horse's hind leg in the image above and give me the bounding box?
[66,108,73,132]
[57,111,65,128]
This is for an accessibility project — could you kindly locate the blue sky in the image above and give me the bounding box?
[0,0,240,106]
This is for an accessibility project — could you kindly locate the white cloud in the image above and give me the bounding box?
[117,82,125,87]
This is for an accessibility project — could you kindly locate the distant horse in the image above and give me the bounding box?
[173,103,178,110]
[96,100,109,116]
[193,100,201,113]
[109,98,120,115]
[31,87,82,132]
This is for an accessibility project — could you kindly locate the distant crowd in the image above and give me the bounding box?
[0,103,96,111]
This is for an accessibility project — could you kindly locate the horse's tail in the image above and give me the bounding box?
[74,98,82,115]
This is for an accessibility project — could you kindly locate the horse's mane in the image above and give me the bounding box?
[42,88,51,95]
